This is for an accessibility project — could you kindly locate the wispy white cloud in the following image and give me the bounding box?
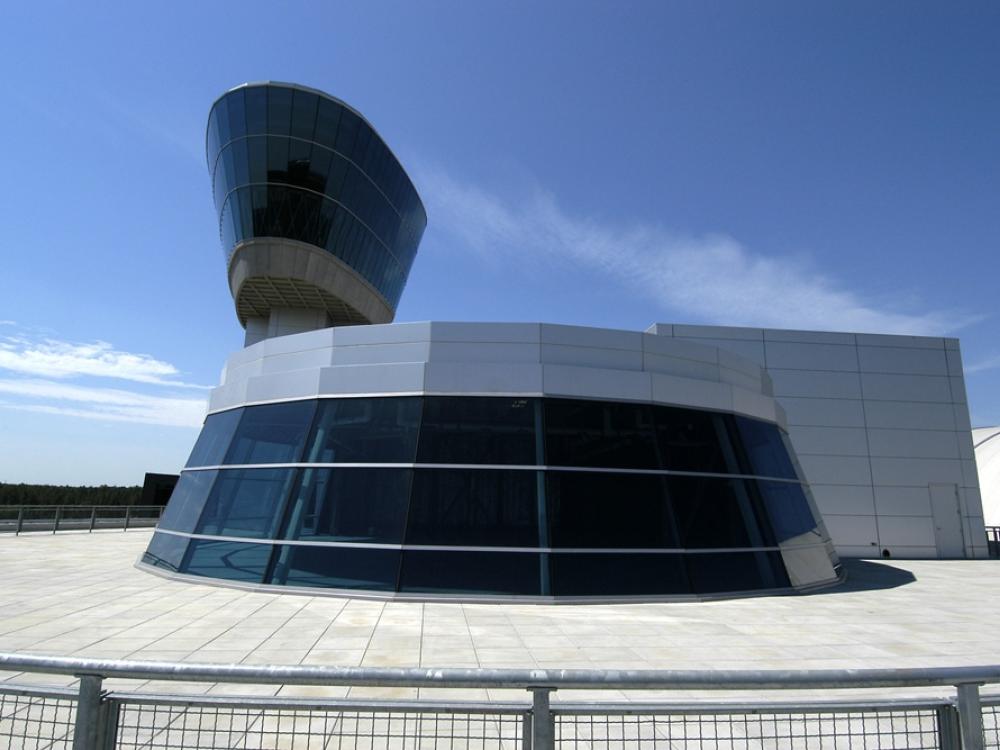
[0,333,208,388]
[967,355,1000,375]
[419,168,975,335]
[0,379,205,428]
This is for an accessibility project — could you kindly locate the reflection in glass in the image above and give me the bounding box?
[406,469,538,547]
[195,469,296,538]
[142,532,188,572]
[281,468,410,543]
[757,481,818,541]
[734,416,798,479]
[270,545,399,590]
[418,397,536,465]
[183,540,271,583]
[186,409,243,467]
[668,476,773,549]
[225,400,316,464]
[304,397,420,463]
[157,470,217,533]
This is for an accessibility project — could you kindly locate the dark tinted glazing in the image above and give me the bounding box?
[685,551,789,593]
[734,416,798,479]
[271,545,399,590]
[183,540,271,583]
[281,468,410,543]
[757,481,818,541]
[418,397,535,464]
[195,469,295,538]
[225,400,316,464]
[546,472,678,548]
[549,553,689,596]
[157,470,217,533]
[654,407,736,474]
[304,397,420,463]
[544,399,659,469]
[406,469,538,547]
[185,409,243,467]
[668,476,773,548]
[142,532,189,571]
[398,551,540,595]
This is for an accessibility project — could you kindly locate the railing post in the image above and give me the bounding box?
[937,704,962,750]
[89,506,97,533]
[15,507,24,535]
[53,506,62,534]
[956,683,984,750]
[530,688,554,750]
[123,506,131,532]
[72,673,104,750]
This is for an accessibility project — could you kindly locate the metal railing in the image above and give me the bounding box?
[2,652,1000,749]
[0,505,162,535]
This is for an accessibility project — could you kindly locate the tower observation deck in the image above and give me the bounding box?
[207,82,427,344]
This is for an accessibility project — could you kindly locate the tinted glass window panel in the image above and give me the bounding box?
[157,470,218,533]
[186,409,243,467]
[142,532,189,572]
[195,468,295,538]
[267,86,293,136]
[757,481,818,542]
[406,469,538,547]
[398,551,540,595]
[654,407,736,474]
[544,399,659,469]
[734,417,798,479]
[667,476,772,549]
[247,137,267,184]
[305,397,420,463]
[289,90,318,141]
[270,546,399,590]
[281,468,410,543]
[225,400,316,464]
[549,553,690,597]
[685,551,789,594]
[315,97,342,149]
[226,89,246,140]
[417,397,536,465]
[181,540,270,583]
[244,86,267,135]
[546,471,678,548]
[215,95,231,150]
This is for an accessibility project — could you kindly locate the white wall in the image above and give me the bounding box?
[649,324,986,559]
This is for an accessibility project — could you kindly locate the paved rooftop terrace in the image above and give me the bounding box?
[1,530,998,702]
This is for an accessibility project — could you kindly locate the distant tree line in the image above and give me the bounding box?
[0,483,143,507]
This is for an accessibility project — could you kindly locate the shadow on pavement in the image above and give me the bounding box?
[804,559,916,595]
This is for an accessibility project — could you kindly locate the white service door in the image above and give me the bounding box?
[929,483,965,558]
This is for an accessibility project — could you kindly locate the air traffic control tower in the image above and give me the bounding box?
[208,82,426,344]
[141,82,845,601]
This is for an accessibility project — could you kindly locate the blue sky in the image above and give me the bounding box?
[1,1,997,485]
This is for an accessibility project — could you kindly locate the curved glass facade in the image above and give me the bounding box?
[145,396,831,599]
[207,83,426,308]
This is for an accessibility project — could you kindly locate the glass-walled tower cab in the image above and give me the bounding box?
[207,83,426,344]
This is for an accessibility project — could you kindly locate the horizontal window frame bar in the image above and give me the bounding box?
[153,528,825,555]
[181,462,804,484]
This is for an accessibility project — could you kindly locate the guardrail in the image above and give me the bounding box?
[1,652,999,749]
[0,505,162,535]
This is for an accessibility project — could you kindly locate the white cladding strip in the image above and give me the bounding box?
[209,322,785,425]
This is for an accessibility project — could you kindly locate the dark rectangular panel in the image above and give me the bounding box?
[157,470,218,533]
[417,397,536,465]
[226,89,246,141]
[195,468,296,539]
[399,551,541,595]
[182,540,271,583]
[225,400,317,465]
[304,397,420,463]
[281,468,410,544]
[244,86,268,136]
[548,553,690,596]
[406,469,538,547]
[756,481,818,542]
[667,476,773,548]
[289,89,318,141]
[270,545,399,591]
[734,416,798,479]
[185,409,243,466]
[266,86,293,136]
[544,399,659,469]
[141,532,189,572]
[545,471,678,548]
[685,551,789,594]
[653,406,735,474]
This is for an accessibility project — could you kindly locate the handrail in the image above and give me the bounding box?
[2,652,999,691]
